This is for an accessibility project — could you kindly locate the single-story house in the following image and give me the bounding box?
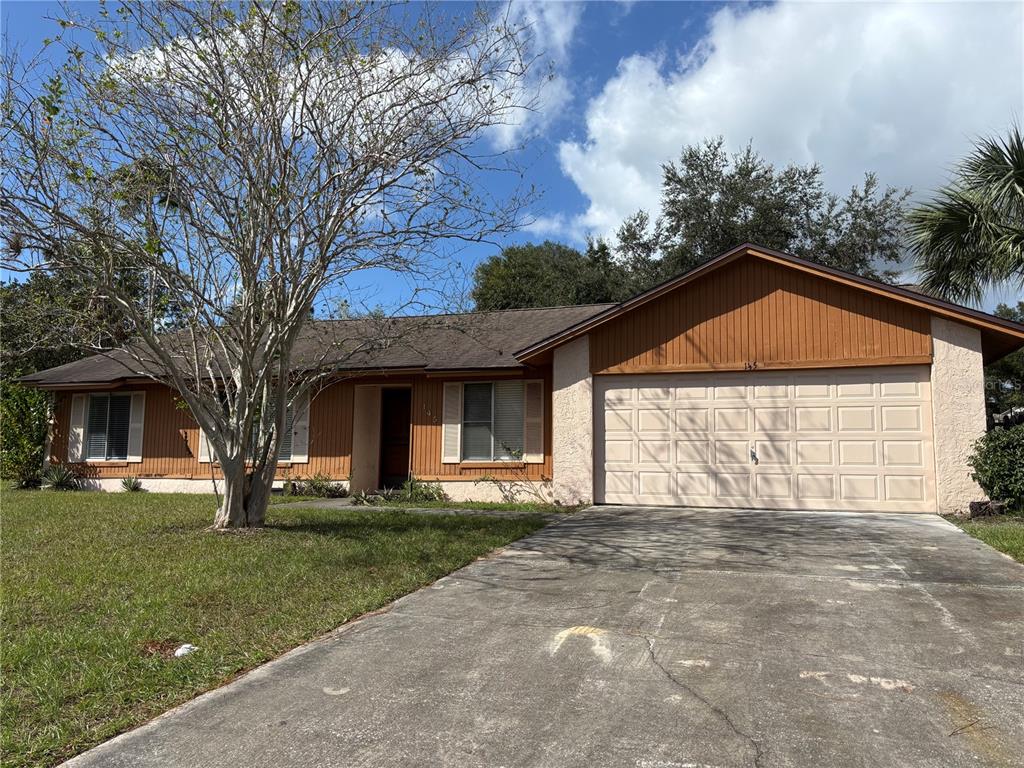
[21,244,1024,514]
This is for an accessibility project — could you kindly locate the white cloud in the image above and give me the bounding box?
[557,1,1024,240]
[489,0,584,150]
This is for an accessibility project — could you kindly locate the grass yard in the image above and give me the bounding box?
[947,513,1024,563]
[0,490,545,768]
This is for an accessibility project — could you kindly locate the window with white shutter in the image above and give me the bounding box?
[446,380,541,463]
[84,393,135,461]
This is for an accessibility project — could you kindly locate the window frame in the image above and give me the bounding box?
[84,392,134,462]
[459,381,525,463]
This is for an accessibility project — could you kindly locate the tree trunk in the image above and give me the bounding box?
[212,461,271,529]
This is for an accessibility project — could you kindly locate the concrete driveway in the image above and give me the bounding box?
[66,507,1024,768]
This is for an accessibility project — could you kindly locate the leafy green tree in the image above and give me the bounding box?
[985,302,1024,416]
[0,381,49,487]
[908,126,1024,303]
[471,240,636,310]
[621,138,910,282]
[2,1,534,528]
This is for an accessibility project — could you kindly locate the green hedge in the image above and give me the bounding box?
[969,425,1024,511]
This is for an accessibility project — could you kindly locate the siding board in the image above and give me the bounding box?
[589,259,932,374]
[49,370,553,483]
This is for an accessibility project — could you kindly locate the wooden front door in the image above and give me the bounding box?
[378,388,412,489]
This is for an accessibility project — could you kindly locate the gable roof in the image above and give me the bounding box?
[514,244,1024,365]
[19,304,615,388]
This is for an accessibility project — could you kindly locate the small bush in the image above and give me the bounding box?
[121,476,143,492]
[969,425,1024,511]
[290,473,348,498]
[400,478,450,504]
[350,490,375,506]
[41,463,78,491]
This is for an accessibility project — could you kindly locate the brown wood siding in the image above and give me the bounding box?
[49,369,552,482]
[409,368,552,481]
[589,258,932,374]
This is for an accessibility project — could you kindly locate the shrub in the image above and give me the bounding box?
[400,478,450,504]
[969,425,1024,511]
[121,476,143,492]
[350,490,375,506]
[0,382,49,488]
[41,463,78,491]
[291,473,348,498]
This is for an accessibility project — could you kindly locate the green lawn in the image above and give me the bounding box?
[948,513,1024,563]
[0,490,545,768]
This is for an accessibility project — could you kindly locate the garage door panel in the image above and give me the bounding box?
[716,440,749,465]
[754,407,790,431]
[838,440,876,466]
[882,440,923,467]
[756,474,793,499]
[596,366,935,512]
[881,406,921,432]
[796,440,833,466]
[840,474,879,501]
[638,440,671,464]
[716,473,751,498]
[677,472,710,496]
[837,406,875,431]
[675,408,709,431]
[638,472,673,496]
[754,378,790,399]
[605,409,633,432]
[715,385,748,400]
[714,408,750,432]
[753,440,790,465]
[885,475,927,501]
[796,407,832,432]
[675,440,709,463]
[797,474,836,500]
[638,409,671,431]
[604,440,633,463]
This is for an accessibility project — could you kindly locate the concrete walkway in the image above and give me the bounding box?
[65,506,1024,768]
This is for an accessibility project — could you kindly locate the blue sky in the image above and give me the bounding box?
[3,1,1022,311]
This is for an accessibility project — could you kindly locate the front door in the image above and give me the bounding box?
[379,388,412,489]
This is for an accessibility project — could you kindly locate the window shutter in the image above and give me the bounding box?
[68,394,87,463]
[441,382,462,463]
[127,392,145,463]
[289,392,309,464]
[523,380,544,464]
[197,429,211,463]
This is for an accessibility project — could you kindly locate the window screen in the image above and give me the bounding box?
[461,382,525,461]
[462,383,493,460]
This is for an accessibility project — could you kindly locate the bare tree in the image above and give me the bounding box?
[1,1,535,528]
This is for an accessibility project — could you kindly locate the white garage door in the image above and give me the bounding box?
[595,366,936,512]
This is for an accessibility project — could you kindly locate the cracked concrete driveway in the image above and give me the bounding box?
[65,507,1024,768]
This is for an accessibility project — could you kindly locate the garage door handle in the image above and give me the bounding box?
[750,447,759,465]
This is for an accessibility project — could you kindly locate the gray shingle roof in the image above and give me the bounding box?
[19,304,614,386]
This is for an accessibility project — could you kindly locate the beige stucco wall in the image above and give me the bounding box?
[551,335,594,505]
[930,316,987,515]
[436,479,553,504]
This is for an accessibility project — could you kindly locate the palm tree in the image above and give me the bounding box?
[908,126,1024,303]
